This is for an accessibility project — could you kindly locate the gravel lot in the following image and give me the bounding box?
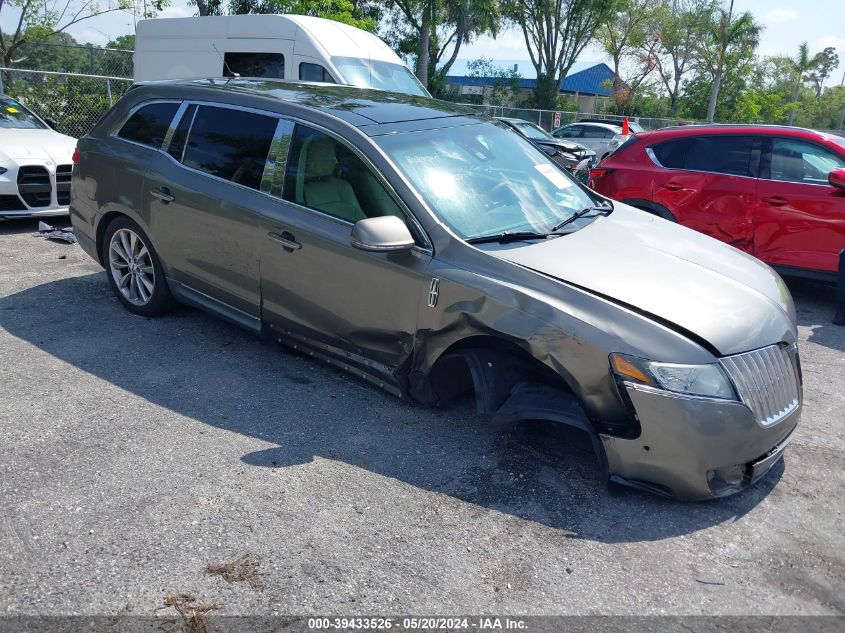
[1,218,843,617]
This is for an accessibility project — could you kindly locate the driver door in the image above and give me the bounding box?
[755,137,845,274]
[256,123,433,389]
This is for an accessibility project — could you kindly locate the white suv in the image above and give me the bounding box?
[0,95,76,219]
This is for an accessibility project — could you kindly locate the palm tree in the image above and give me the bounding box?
[702,0,761,122]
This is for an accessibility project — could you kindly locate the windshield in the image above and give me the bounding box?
[331,56,429,97]
[0,97,46,129]
[376,121,599,240]
[512,120,552,140]
[628,122,644,133]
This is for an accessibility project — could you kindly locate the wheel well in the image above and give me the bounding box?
[423,336,573,413]
[95,211,129,265]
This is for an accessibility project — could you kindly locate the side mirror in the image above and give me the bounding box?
[829,168,845,190]
[44,117,58,130]
[350,215,415,252]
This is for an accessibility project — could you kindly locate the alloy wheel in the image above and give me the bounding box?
[108,227,155,306]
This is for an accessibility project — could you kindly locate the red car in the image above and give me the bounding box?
[589,125,845,281]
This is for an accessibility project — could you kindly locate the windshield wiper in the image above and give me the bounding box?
[465,231,560,245]
[550,203,613,232]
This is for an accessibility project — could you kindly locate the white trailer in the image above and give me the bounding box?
[134,14,428,97]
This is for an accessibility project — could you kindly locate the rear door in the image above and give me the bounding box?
[650,135,759,252]
[754,137,845,274]
[145,103,281,324]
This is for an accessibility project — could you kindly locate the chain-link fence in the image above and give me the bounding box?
[4,42,134,78]
[1,68,132,138]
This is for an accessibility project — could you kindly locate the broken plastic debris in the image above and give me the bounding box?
[38,221,77,244]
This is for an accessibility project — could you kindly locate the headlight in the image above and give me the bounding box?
[610,353,737,400]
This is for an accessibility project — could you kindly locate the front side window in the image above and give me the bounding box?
[299,63,335,83]
[117,102,179,148]
[181,105,278,190]
[330,56,428,96]
[283,125,404,225]
[770,138,845,185]
[0,96,46,129]
[554,125,582,138]
[224,52,285,79]
[376,121,599,240]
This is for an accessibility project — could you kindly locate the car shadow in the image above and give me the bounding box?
[785,277,845,352]
[0,272,783,543]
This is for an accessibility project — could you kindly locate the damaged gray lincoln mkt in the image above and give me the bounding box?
[70,80,802,500]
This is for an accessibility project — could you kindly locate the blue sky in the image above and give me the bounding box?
[2,0,844,86]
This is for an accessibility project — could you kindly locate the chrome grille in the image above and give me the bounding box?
[721,344,801,427]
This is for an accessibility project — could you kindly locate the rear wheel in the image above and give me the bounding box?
[102,216,173,316]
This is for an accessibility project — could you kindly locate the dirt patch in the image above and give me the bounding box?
[205,553,264,589]
[163,593,219,633]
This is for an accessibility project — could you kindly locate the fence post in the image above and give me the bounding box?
[106,79,113,106]
[0,71,4,95]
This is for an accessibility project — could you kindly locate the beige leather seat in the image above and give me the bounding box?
[298,137,367,223]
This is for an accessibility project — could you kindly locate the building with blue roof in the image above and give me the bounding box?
[445,59,616,111]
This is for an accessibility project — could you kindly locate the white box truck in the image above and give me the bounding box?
[134,14,429,97]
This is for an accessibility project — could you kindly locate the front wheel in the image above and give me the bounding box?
[102,216,174,316]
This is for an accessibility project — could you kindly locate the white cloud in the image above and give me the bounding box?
[814,35,845,51]
[765,8,798,23]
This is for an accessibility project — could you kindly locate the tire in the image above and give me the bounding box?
[101,216,174,316]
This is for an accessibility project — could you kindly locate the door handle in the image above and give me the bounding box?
[763,196,788,207]
[150,187,175,203]
[268,231,301,251]
[661,182,683,191]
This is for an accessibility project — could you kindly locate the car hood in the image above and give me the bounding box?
[0,128,77,163]
[492,204,796,356]
[534,138,593,154]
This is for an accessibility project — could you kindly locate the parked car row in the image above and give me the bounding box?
[68,79,803,500]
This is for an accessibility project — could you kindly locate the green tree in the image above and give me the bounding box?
[384,0,500,91]
[598,0,662,114]
[227,0,378,31]
[503,0,617,109]
[465,56,522,105]
[697,0,761,122]
[652,0,714,116]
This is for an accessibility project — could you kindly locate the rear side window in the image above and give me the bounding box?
[117,102,178,149]
[181,106,278,190]
[582,126,614,139]
[300,63,336,83]
[651,139,690,168]
[224,52,285,78]
[653,136,753,177]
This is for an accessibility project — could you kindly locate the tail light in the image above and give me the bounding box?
[72,147,80,165]
[589,168,613,180]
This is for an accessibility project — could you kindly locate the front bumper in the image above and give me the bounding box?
[0,160,72,218]
[601,383,800,500]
